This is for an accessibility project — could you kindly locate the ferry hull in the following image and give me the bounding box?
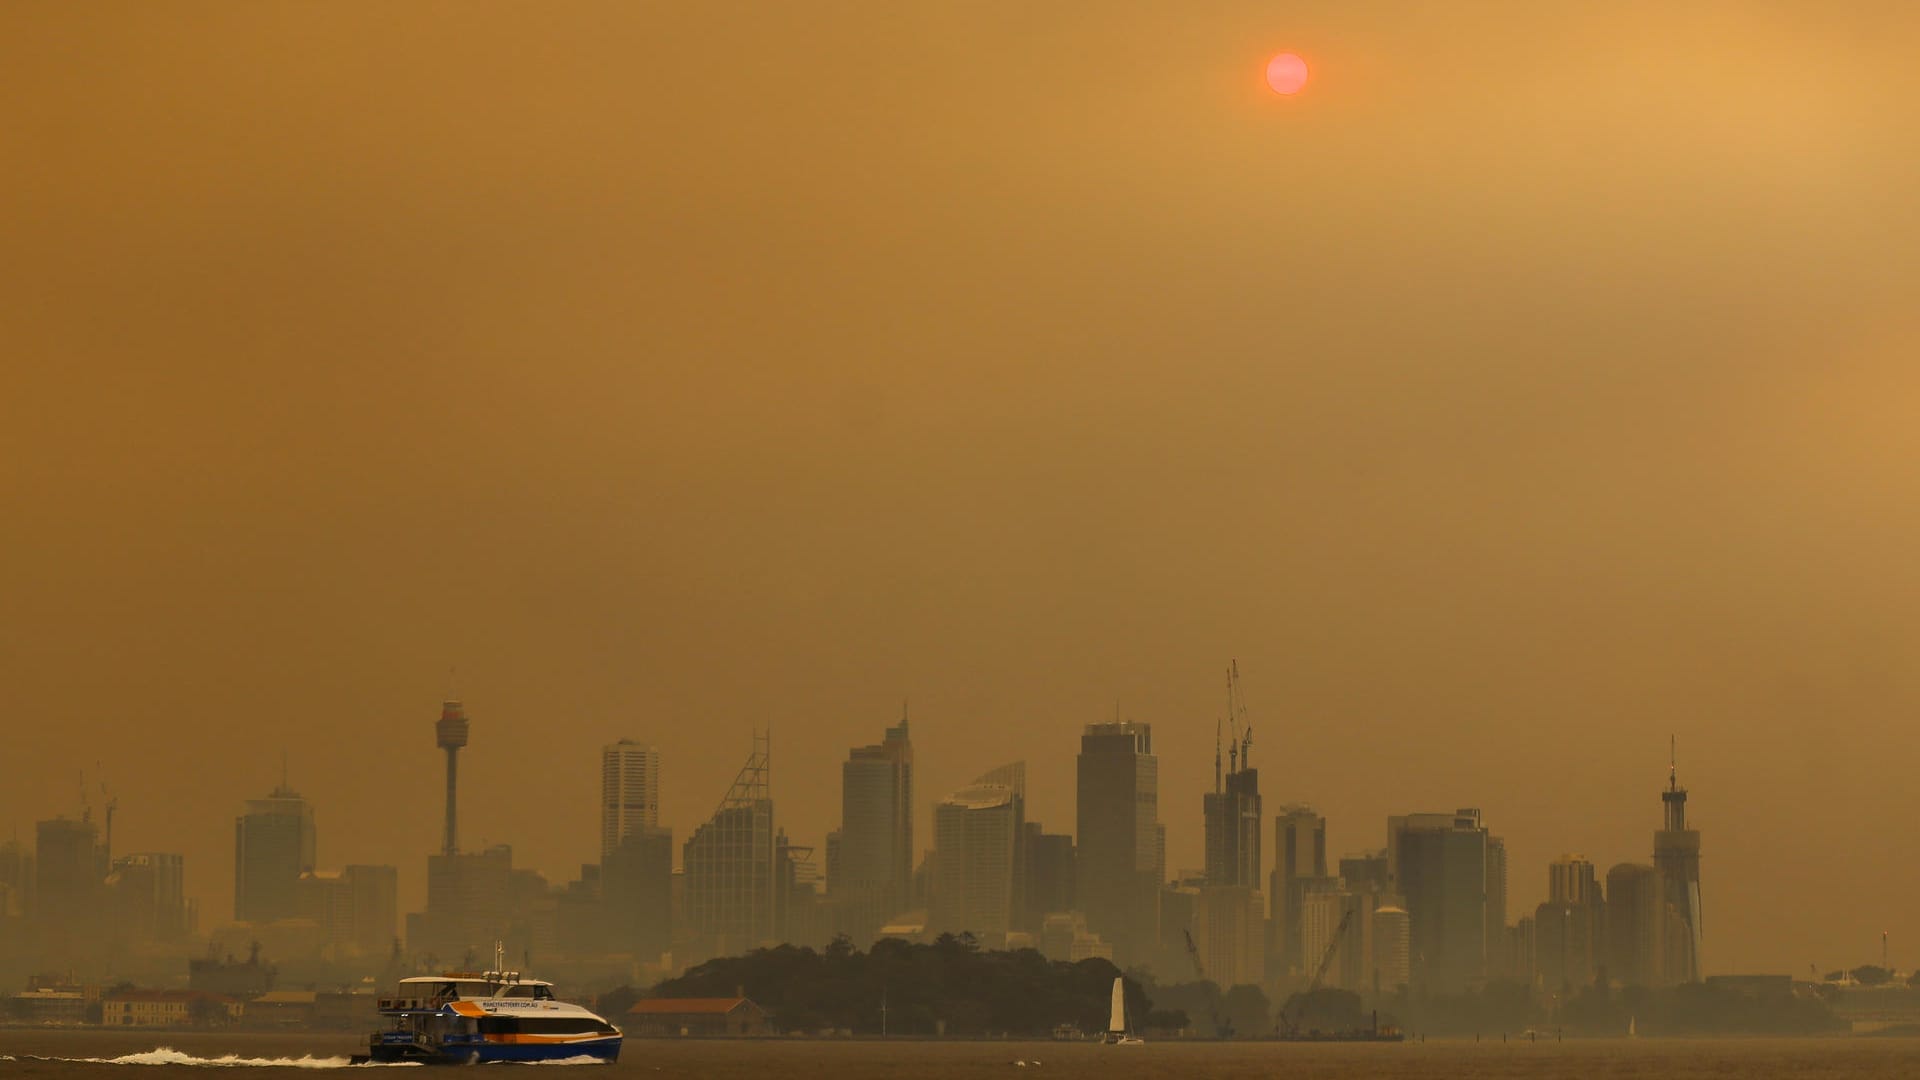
[365,1034,622,1065]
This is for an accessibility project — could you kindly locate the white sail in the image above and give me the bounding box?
[1108,977,1125,1034]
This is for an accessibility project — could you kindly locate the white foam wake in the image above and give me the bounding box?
[515,1057,613,1066]
[32,1047,420,1068]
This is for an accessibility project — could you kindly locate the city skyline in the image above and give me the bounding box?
[3,691,1750,974]
[6,0,1920,982]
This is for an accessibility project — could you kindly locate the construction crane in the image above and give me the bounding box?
[1182,929,1233,1037]
[1279,907,1354,1036]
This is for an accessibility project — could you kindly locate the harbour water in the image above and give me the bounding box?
[5,1030,1920,1080]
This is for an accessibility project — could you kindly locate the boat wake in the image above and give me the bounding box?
[492,1057,614,1067]
[25,1048,421,1068]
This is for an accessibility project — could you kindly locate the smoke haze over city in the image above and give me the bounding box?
[4,0,1920,984]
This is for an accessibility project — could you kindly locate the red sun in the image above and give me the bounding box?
[1265,52,1309,95]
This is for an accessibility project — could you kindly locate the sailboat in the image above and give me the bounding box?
[1627,1015,1638,1039]
[1104,977,1145,1045]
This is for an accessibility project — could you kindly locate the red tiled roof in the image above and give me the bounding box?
[628,997,751,1015]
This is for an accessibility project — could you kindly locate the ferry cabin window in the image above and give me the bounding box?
[498,984,557,1000]
[477,1017,617,1036]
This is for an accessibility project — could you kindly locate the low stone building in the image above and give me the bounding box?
[627,997,771,1037]
[100,989,241,1027]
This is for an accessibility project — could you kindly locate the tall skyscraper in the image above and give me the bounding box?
[682,734,775,962]
[107,852,188,944]
[1387,809,1489,993]
[1203,722,1262,888]
[1653,739,1702,983]
[930,763,1024,942]
[234,785,316,924]
[1075,720,1160,965]
[414,844,515,965]
[1200,692,1265,988]
[1605,862,1662,987]
[1548,854,1600,906]
[1485,835,1508,974]
[1021,825,1075,931]
[344,864,399,956]
[34,815,108,963]
[1538,854,1603,990]
[601,740,662,862]
[1269,804,1327,974]
[604,826,673,960]
[1371,905,1411,992]
[827,712,913,944]
[1194,884,1267,989]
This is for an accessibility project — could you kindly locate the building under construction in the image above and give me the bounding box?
[680,734,775,964]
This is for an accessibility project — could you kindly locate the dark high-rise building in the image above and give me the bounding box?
[235,786,316,924]
[1022,825,1075,931]
[1203,724,1262,888]
[107,852,188,944]
[1387,809,1489,993]
[1075,720,1160,965]
[1538,854,1603,990]
[344,864,399,956]
[931,763,1024,942]
[1269,804,1327,974]
[1653,740,1702,982]
[0,839,31,953]
[1605,862,1662,988]
[35,815,109,963]
[773,829,829,949]
[827,712,913,945]
[604,825,674,960]
[682,735,775,962]
[1485,836,1508,974]
[412,845,515,965]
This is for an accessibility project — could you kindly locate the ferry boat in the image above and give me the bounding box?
[357,970,622,1064]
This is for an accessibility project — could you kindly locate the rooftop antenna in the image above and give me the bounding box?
[1669,734,1677,792]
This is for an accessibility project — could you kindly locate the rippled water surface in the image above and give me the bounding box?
[5,1031,1919,1080]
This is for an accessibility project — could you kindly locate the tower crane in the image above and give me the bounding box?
[1182,929,1233,1037]
[1279,907,1354,1037]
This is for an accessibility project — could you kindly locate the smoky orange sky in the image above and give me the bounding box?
[4,2,1919,976]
